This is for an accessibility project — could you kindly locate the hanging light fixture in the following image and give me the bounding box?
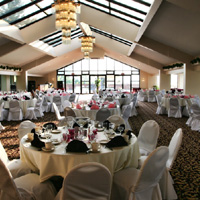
[52,0,81,44]
[79,35,95,58]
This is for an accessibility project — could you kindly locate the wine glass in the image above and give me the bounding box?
[118,126,124,135]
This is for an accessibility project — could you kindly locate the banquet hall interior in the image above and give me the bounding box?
[0,0,199,200]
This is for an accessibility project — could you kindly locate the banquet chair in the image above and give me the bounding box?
[137,90,147,102]
[75,93,80,103]
[62,100,71,109]
[18,120,36,141]
[0,102,9,121]
[25,98,43,120]
[7,100,23,121]
[190,103,200,131]
[133,92,139,107]
[185,100,193,126]
[130,96,138,116]
[138,120,160,156]
[51,95,64,113]
[168,98,182,118]
[138,129,183,200]
[156,94,166,115]
[113,99,120,107]
[0,141,32,179]
[99,89,103,97]
[122,103,132,130]
[148,90,156,102]
[92,93,98,101]
[0,158,57,200]
[111,146,169,200]
[69,93,76,103]
[96,108,111,123]
[64,106,76,118]
[42,95,51,112]
[107,115,125,126]
[193,95,200,107]
[53,103,65,123]
[55,162,112,200]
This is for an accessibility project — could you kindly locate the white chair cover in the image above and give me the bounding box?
[190,103,200,131]
[156,94,166,115]
[131,96,138,116]
[137,91,147,102]
[96,108,111,123]
[52,103,65,123]
[122,103,132,130]
[193,95,200,107]
[62,100,71,109]
[111,146,169,200]
[0,158,56,200]
[42,96,51,112]
[0,141,31,179]
[138,120,159,156]
[148,90,156,102]
[55,162,112,200]
[185,100,193,126]
[168,98,182,118]
[51,95,64,113]
[107,115,125,125]
[133,93,139,107]
[159,128,183,200]
[0,102,8,121]
[99,90,103,97]
[7,100,23,121]
[25,98,43,120]
[75,93,80,103]
[18,120,36,141]
[69,93,76,103]
[92,93,98,101]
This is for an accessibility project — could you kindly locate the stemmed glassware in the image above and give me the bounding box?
[118,126,124,135]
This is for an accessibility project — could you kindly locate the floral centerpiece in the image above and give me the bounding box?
[95,78,101,94]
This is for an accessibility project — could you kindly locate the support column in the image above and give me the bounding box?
[159,70,170,90]
[16,70,27,91]
[1,75,11,91]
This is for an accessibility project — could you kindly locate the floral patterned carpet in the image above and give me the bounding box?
[0,101,199,199]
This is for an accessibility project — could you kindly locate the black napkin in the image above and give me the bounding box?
[31,129,45,148]
[103,120,110,130]
[43,122,57,130]
[3,96,8,101]
[106,136,128,148]
[73,122,80,128]
[13,96,19,100]
[83,122,88,128]
[121,94,126,98]
[24,95,30,100]
[66,140,89,153]
[125,130,132,140]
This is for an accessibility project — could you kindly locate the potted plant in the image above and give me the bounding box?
[95,78,101,94]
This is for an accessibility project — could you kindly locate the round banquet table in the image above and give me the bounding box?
[161,97,193,111]
[20,129,140,182]
[3,98,37,116]
[73,106,121,120]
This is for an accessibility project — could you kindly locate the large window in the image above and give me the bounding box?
[57,57,140,93]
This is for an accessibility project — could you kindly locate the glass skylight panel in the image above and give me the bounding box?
[110,3,146,20]
[90,0,109,7]
[15,12,46,28]
[43,32,62,42]
[2,4,40,23]
[37,0,54,9]
[79,0,109,12]
[49,38,61,45]
[44,8,53,15]
[0,0,32,17]
[111,10,143,26]
[53,42,62,47]
[142,0,154,4]
[113,0,150,13]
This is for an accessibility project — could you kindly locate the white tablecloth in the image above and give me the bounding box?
[73,106,121,120]
[20,130,140,182]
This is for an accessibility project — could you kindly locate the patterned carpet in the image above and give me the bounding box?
[0,102,199,199]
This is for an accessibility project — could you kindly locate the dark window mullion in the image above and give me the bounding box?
[10,5,51,25]
[53,42,62,47]
[0,0,13,7]
[49,38,62,45]
[0,0,43,19]
[43,35,62,44]
[40,30,61,41]
[133,0,151,7]
[108,0,147,15]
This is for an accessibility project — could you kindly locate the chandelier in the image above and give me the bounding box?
[52,0,81,44]
[79,36,95,58]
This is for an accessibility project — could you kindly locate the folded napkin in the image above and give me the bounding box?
[106,136,128,148]
[103,120,110,130]
[184,96,189,99]
[31,129,45,148]
[24,95,30,100]
[121,94,126,98]
[108,103,116,108]
[66,140,89,153]
[13,96,19,100]
[3,97,8,101]
[73,122,80,128]
[43,122,57,130]
[124,130,132,140]
[91,104,99,110]
[76,104,82,109]
[62,93,67,96]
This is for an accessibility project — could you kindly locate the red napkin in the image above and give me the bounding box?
[104,100,109,105]
[62,93,67,96]
[184,96,189,99]
[91,104,99,110]
[108,103,116,108]
[76,104,82,109]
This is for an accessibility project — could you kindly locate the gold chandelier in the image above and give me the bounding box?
[79,36,95,58]
[52,0,81,44]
